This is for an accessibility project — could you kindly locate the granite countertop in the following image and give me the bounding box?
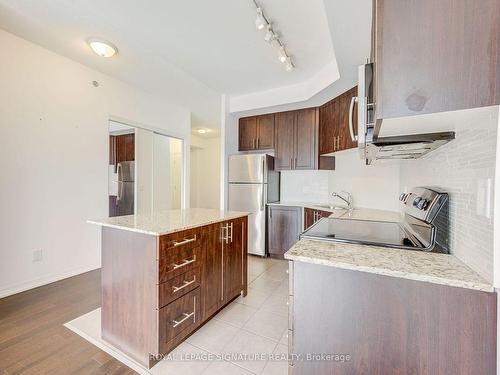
[285,239,493,292]
[268,202,401,222]
[88,208,249,236]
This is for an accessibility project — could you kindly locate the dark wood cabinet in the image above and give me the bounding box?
[373,0,500,122]
[202,224,224,320]
[224,218,246,301]
[289,261,497,374]
[238,117,257,151]
[268,205,301,258]
[274,111,295,170]
[275,108,318,171]
[318,86,358,155]
[202,217,248,321]
[256,114,275,150]
[294,108,318,170]
[303,207,331,230]
[101,216,248,369]
[109,133,135,166]
[238,114,275,151]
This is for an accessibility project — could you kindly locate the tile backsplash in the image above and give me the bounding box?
[400,106,499,283]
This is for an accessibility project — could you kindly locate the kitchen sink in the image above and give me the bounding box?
[315,204,347,210]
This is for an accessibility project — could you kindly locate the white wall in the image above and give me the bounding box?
[135,128,154,215]
[190,135,221,209]
[169,138,183,209]
[0,29,191,298]
[279,150,401,211]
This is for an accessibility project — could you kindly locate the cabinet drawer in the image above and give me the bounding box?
[159,245,202,283]
[159,268,201,308]
[159,287,201,352]
[159,228,201,254]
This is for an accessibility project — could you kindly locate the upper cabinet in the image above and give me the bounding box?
[238,114,275,151]
[274,108,319,171]
[109,133,135,166]
[319,87,358,155]
[373,0,500,121]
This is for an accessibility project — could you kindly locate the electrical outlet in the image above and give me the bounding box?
[33,249,43,262]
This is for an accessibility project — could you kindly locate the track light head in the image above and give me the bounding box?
[278,47,288,63]
[264,24,277,43]
[255,8,266,30]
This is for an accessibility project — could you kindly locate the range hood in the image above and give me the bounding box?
[355,63,456,165]
[365,131,455,162]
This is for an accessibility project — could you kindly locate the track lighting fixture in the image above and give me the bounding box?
[252,1,295,72]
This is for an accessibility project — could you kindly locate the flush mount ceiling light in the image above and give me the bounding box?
[252,1,295,72]
[87,38,118,57]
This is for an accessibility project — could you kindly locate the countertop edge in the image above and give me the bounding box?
[284,253,494,293]
[87,212,249,236]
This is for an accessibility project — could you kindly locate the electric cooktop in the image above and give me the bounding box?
[301,217,422,249]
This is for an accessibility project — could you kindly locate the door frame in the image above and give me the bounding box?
[108,116,188,211]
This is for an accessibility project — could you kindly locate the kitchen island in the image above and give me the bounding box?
[285,240,496,374]
[89,208,248,368]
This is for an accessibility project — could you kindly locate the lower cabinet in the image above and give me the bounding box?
[159,287,201,354]
[268,205,301,258]
[303,207,331,230]
[101,216,248,369]
[289,261,497,375]
[201,217,247,320]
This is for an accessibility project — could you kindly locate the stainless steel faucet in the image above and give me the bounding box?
[331,191,353,211]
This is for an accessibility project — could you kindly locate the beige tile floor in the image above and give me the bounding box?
[65,255,289,375]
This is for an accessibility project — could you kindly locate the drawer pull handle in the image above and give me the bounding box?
[171,311,195,328]
[172,277,196,293]
[172,256,196,270]
[172,235,197,247]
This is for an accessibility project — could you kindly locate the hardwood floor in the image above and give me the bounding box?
[0,270,136,375]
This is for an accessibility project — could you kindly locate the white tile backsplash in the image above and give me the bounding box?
[280,170,330,203]
[400,106,499,283]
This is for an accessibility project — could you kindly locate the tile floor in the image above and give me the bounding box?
[65,255,289,375]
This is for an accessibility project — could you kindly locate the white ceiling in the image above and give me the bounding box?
[0,0,368,127]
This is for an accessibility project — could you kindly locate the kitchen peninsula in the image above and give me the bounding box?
[89,208,248,369]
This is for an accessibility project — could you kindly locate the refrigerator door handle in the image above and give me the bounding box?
[260,157,265,211]
[116,181,122,202]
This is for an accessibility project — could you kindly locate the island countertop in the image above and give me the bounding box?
[285,239,493,292]
[88,208,249,236]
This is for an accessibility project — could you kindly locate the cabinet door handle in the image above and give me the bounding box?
[172,235,197,247]
[229,222,233,243]
[172,277,196,293]
[349,96,358,142]
[171,310,195,327]
[172,256,196,270]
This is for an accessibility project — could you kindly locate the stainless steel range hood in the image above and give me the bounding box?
[365,131,455,162]
[355,63,456,164]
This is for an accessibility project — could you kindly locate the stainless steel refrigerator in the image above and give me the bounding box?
[116,161,135,216]
[228,154,280,256]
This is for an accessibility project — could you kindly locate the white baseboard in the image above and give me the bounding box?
[0,264,101,299]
